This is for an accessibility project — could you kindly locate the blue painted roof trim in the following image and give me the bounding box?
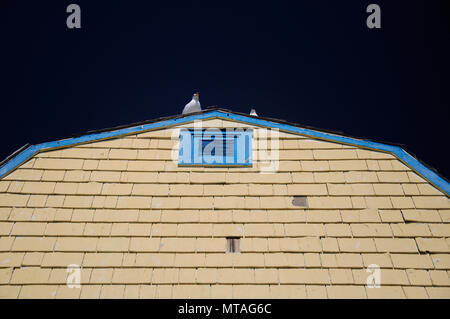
[1,110,449,196]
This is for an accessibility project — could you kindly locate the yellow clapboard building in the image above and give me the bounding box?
[0,108,449,299]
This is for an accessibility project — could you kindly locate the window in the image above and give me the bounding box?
[179,128,252,166]
[226,237,240,253]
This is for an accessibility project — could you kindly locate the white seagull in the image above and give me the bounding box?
[250,108,258,116]
[182,93,201,114]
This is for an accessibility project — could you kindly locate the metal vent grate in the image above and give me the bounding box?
[226,237,240,253]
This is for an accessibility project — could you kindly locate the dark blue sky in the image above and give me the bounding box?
[2,1,449,178]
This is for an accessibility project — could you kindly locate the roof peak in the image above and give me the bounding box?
[0,108,449,195]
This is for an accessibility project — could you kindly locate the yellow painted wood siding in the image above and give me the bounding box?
[0,118,449,299]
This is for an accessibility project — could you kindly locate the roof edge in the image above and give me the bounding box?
[1,109,449,196]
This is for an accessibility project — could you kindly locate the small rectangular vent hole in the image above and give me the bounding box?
[292,196,308,207]
[226,237,240,253]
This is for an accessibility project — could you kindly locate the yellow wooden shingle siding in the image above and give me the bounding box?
[0,118,449,299]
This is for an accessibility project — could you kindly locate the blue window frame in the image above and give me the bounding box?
[179,128,253,166]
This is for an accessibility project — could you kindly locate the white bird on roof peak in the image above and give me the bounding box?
[250,108,258,116]
[182,93,201,114]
